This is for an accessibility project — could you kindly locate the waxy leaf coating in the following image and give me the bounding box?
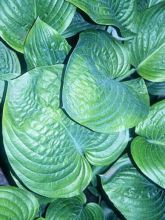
[0,0,75,52]
[24,18,71,69]
[0,186,39,220]
[101,155,165,220]
[130,3,165,82]
[63,30,149,133]
[46,193,104,220]
[0,42,21,80]
[67,0,138,33]
[131,100,165,188]
[3,65,129,198]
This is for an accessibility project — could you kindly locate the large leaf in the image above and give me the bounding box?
[130,3,165,82]
[67,0,138,33]
[3,65,129,198]
[63,12,106,38]
[46,193,104,220]
[24,18,71,69]
[0,42,20,80]
[131,100,165,188]
[63,30,149,133]
[0,0,75,52]
[0,186,39,220]
[101,155,165,220]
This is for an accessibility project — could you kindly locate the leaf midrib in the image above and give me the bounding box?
[137,41,165,70]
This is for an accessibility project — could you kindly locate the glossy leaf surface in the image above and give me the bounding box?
[131,100,165,188]
[101,155,165,220]
[0,186,39,220]
[46,193,104,220]
[63,30,149,133]
[3,65,129,198]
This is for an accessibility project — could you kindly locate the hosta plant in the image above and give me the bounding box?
[0,0,164,219]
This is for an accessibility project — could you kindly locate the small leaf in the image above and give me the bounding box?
[147,82,165,97]
[0,42,21,80]
[0,186,39,220]
[130,3,165,82]
[63,30,149,133]
[62,11,106,38]
[0,81,5,104]
[24,18,71,69]
[101,155,165,220]
[3,65,129,198]
[46,193,104,220]
[131,100,165,188]
[0,0,75,52]
[67,0,138,33]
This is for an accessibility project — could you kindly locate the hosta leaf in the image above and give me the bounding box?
[24,18,71,69]
[0,186,39,220]
[101,155,165,220]
[131,100,165,188]
[147,82,165,97]
[0,0,75,52]
[3,65,129,198]
[130,3,165,82]
[46,193,104,220]
[137,0,165,10]
[63,30,149,133]
[62,12,106,38]
[0,42,20,80]
[67,0,137,33]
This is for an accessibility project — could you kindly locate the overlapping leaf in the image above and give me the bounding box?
[0,42,20,80]
[130,3,165,82]
[67,0,138,33]
[0,186,39,220]
[147,82,165,97]
[46,193,104,220]
[101,155,165,220]
[131,100,165,188]
[3,64,129,198]
[24,18,71,69]
[137,0,165,10]
[63,30,149,133]
[63,12,106,38]
[0,0,75,52]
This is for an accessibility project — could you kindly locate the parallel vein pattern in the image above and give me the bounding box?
[46,194,104,220]
[63,30,149,133]
[131,100,165,188]
[0,0,75,52]
[0,41,21,80]
[3,65,129,198]
[0,186,39,220]
[101,155,165,220]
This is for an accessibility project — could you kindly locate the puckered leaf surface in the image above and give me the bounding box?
[3,65,129,198]
[63,30,149,133]
[0,0,75,52]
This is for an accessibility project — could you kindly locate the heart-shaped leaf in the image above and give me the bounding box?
[130,3,165,82]
[101,155,165,220]
[63,30,149,133]
[46,193,104,220]
[67,0,138,33]
[0,186,39,220]
[3,65,129,198]
[131,100,165,188]
[24,18,71,69]
[0,0,75,52]
[62,12,106,38]
[0,42,20,80]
